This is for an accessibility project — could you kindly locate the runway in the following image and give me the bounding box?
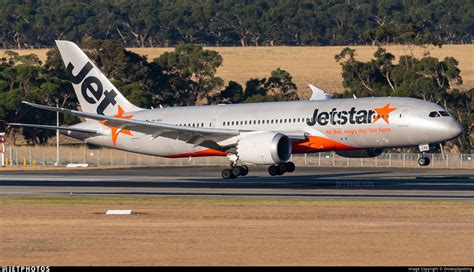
[0,166,473,200]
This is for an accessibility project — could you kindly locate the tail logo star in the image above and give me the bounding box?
[99,105,134,145]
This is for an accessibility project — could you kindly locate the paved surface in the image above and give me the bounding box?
[0,166,473,200]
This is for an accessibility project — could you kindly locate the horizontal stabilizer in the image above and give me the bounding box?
[8,123,100,135]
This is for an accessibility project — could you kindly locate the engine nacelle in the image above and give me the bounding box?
[236,132,292,164]
[335,148,384,158]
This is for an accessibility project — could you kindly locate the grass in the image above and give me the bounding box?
[1,45,473,99]
[0,194,464,205]
[1,195,473,265]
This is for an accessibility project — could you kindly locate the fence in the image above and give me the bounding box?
[1,145,473,169]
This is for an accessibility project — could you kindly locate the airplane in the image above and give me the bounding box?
[9,41,463,179]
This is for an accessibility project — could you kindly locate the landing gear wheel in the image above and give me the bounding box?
[418,156,431,166]
[277,163,287,175]
[231,166,242,176]
[240,165,249,176]
[268,165,279,176]
[285,162,295,173]
[222,168,234,179]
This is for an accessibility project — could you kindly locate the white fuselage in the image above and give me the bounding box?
[69,97,462,159]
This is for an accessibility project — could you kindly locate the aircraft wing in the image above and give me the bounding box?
[21,101,242,151]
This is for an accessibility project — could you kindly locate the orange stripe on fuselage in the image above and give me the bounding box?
[292,136,354,153]
[164,149,228,158]
[165,136,353,158]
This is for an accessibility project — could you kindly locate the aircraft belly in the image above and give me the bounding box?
[130,134,199,156]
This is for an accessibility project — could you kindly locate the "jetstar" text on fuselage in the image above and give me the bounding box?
[306,107,377,126]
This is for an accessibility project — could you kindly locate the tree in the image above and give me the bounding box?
[444,88,473,152]
[208,81,244,104]
[0,53,60,144]
[266,68,298,100]
[0,1,472,48]
[243,68,299,103]
[156,44,224,105]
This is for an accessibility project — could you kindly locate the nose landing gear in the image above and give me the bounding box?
[418,156,431,166]
[418,144,431,166]
[268,161,295,176]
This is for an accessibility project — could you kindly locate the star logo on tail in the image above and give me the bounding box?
[373,103,397,124]
[99,105,134,145]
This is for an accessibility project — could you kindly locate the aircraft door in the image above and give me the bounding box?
[398,108,409,127]
[210,117,219,128]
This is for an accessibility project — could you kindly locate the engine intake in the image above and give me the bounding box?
[236,132,292,164]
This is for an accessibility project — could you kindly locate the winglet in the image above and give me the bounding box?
[308,84,331,100]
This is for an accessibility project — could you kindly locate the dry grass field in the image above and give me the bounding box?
[2,45,473,99]
[1,196,473,266]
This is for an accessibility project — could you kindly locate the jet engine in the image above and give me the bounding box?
[236,132,292,164]
[335,148,384,158]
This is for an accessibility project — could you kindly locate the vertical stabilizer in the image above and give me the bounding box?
[55,40,142,115]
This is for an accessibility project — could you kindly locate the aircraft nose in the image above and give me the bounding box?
[447,119,463,139]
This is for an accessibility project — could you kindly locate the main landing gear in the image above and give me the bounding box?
[268,162,295,176]
[222,165,249,179]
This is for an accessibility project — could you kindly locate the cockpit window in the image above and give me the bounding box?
[439,111,450,117]
[429,111,440,118]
